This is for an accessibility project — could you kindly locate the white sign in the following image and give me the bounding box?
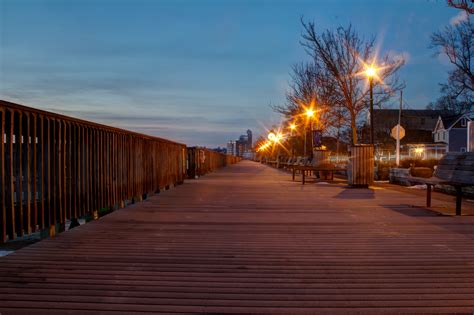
[391,124,405,140]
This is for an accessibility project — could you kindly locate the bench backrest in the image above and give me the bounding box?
[434,152,474,185]
[294,157,306,165]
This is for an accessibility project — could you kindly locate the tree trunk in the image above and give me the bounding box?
[351,115,358,145]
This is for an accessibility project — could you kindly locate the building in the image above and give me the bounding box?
[227,130,253,157]
[433,111,474,152]
[246,129,252,148]
[371,109,455,159]
[226,141,235,156]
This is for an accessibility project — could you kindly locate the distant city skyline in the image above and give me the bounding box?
[0,0,460,147]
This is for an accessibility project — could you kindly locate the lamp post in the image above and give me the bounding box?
[304,109,315,158]
[268,132,276,142]
[268,131,283,168]
[348,64,377,188]
[289,123,296,157]
[365,66,376,145]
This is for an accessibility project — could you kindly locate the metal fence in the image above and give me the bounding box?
[187,147,241,178]
[0,100,188,242]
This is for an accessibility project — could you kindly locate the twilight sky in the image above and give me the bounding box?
[0,0,462,147]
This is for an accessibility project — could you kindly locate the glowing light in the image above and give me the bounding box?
[366,66,376,78]
[257,141,272,152]
[289,123,296,130]
[306,109,315,118]
[414,147,424,154]
[268,132,276,142]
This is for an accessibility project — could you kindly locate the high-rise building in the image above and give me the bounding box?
[227,129,253,157]
[226,141,235,155]
[247,129,252,148]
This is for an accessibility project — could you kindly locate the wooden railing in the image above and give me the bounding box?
[187,147,241,178]
[0,100,188,242]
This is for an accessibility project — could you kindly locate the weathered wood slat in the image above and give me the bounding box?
[31,114,37,230]
[6,110,15,239]
[186,147,240,178]
[38,115,44,229]
[0,108,5,242]
[14,111,23,237]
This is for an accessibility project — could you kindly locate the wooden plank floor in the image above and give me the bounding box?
[1,160,474,314]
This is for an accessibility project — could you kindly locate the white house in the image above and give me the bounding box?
[433,111,474,152]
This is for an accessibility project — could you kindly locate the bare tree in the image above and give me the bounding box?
[273,62,341,128]
[426,94,472,113]
[430,17,473,108]
[300,20,404,145]
[448,0,474,14]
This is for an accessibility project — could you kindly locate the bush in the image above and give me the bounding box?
[399,158,440,170]
[375,158,440,170]
[374,158,440,180]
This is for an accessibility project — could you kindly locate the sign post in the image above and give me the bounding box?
[391,124,405,166]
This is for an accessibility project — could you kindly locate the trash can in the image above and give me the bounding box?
[348,144,374,187]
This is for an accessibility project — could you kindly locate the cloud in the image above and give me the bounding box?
[450,11,469,26]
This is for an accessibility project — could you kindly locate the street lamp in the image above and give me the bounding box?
[268,131,283,167]
[365,66,376,145]
[268,132,276,142]
[289,123,296,157]
[304,108,315,157]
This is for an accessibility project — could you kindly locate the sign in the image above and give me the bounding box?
[391,124,405,140]
[312,129,322,147]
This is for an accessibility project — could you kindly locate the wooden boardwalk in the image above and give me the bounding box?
[1,160,474,314]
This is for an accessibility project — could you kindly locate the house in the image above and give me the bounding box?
[371,109,454,158]
[433,111,474,152]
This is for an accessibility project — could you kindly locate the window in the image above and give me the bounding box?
[443,131,446,140]
[421,118,425,125]
[461,118,467,127]
[461,147,466,152]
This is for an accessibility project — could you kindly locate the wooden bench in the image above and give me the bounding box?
[290,160,345,184]
[287,157,309,176]
[404,152,474,215]
[280,157,296,169]
[267,156,287,168]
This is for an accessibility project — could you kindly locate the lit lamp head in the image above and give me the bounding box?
[275,133,283,142]
[305,109,315,118]
[268,132,276,142]
[365,66,376,78]
[289,123,296,130]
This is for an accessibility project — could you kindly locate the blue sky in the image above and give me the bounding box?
[0,0,460,147]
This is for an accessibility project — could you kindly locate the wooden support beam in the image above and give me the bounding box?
[455,186,462,216]
[0,108,5,242]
